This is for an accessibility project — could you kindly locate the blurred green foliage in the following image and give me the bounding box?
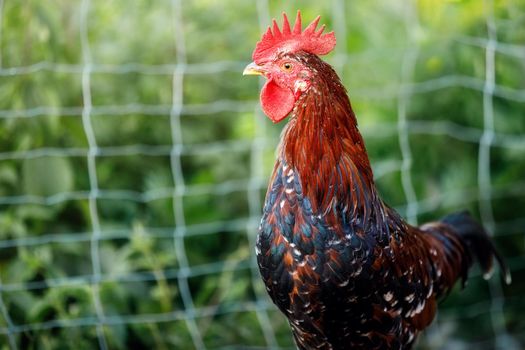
[0,0,524,349]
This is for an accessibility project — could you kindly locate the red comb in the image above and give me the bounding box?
[252,11,336,64]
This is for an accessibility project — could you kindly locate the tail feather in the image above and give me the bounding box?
[441,211,511,285]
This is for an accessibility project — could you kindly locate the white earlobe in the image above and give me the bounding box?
[294,80,309,94]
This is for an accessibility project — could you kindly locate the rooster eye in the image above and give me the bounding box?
[281,62,293,72]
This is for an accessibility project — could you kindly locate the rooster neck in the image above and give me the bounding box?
[278,56,378,219]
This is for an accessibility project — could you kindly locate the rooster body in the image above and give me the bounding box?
[245,12,509,350]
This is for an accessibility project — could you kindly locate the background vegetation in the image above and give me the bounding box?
[0,0,524,349]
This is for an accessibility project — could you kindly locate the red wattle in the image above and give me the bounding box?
[260,79,295,123]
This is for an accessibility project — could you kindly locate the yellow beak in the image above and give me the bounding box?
[243,62,264,76]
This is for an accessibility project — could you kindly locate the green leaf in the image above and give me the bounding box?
[22,156,73,196]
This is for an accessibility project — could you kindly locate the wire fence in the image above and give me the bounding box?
[0,0,524,349]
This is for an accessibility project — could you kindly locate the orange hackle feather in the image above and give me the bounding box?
[252,11,336,64]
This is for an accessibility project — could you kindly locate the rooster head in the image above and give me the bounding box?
[243,11,336,123]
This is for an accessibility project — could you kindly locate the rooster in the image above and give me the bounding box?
[243,11,511,350]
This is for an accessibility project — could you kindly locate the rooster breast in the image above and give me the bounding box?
[256,161,435,349]
[257,160,434,349]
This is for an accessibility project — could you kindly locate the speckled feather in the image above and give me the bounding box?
[256,53,507,349]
